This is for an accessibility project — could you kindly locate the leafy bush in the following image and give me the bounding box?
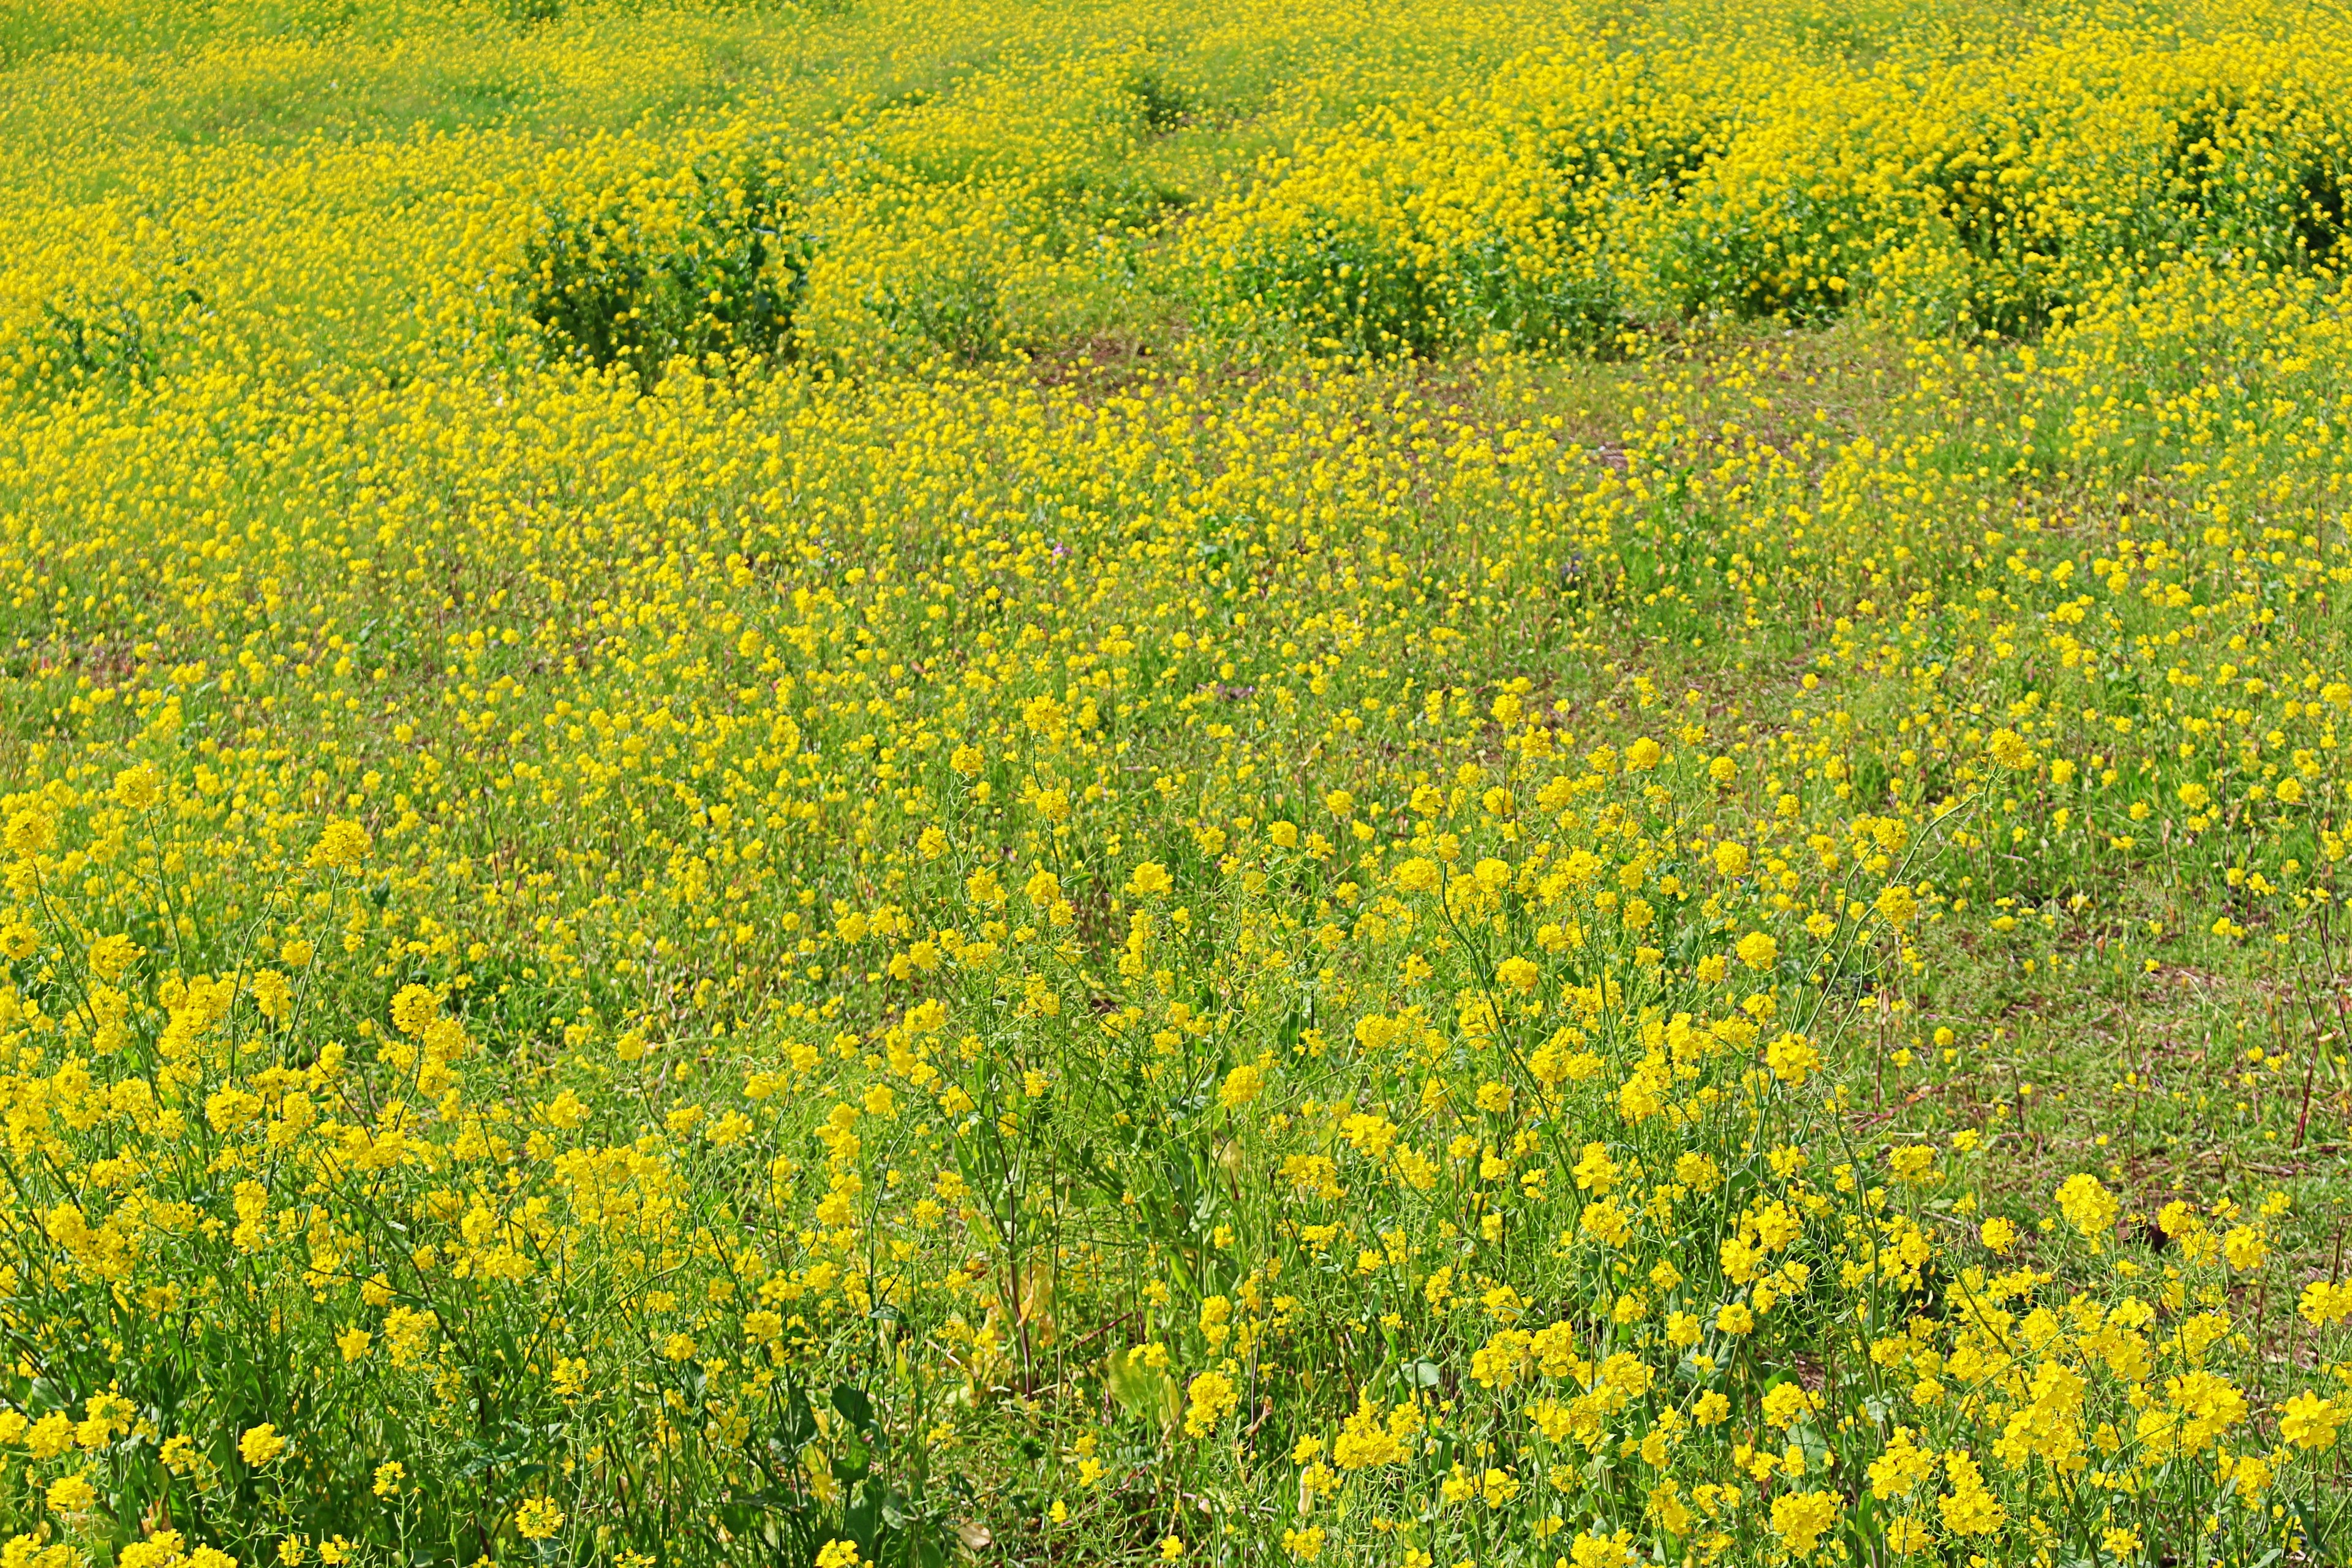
[522,157,813,385]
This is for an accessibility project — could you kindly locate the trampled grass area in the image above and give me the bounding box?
[2,1,2352,1565]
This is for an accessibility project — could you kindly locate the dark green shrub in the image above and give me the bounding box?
[522,157,815,385]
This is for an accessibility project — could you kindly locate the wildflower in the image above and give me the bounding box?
[2277,1390,2342,1450]
[514,1499,564,1540]
[1567,1531,1637,1568]
[2054,1174,2118,1247]
[1869,1428,1936,1498]
[1762,1383,1817,1428]
[2221,1225,2267,1271]
[1937,1450,2004,1536]
[1770,1490,1840,1556]
[2300,1279,2352,1327]
[1765,1032,1819,1085]
[87,932,143,982]
[119,1532,187,1568]
[313,820,371,869]
[43,1472,98,1515]
[1885,1518,1934,1554]
[1184,1371,1238,1437]
[1393,857,1442,893]
[239,1425,288,1468]
[2136,1371,2246,1455]
[4,809,56,857]
[1580,1198,1632,1248]
[110,764,163,810]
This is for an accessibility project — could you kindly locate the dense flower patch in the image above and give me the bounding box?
[1,0,2350,1564]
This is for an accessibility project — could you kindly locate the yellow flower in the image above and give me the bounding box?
[86,932,144,982]
[1986,728,2034,770]
[43,1472,98,1515]
[1183,1371,1238,1437]
[1392,856,1442,893]
[1762,1383,1818,1429]
[1937,1450,2004,1536]
[2278,1390,2342,1450]
[1567,1529,1637,1568]
[3,809,56,857]
[239,1424,288,1468]
[514,1499,564,1540]
[2054,1174,2118,1246]
[0,921,36,960]
[1769,1490,1839,1556]
[1885,1517,1934,1554]
[2221,1224,2266,1272]
[110,763,163,810]
[388,984,440,1038]
[1765,1032,1819,1085]
[119,1531,186,1568]
[312,820,372,869]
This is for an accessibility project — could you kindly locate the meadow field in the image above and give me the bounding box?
[4,0,2352,1562]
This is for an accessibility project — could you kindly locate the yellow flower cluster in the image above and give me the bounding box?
[0,0,2347,1564]
[1189,0,2352,355]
